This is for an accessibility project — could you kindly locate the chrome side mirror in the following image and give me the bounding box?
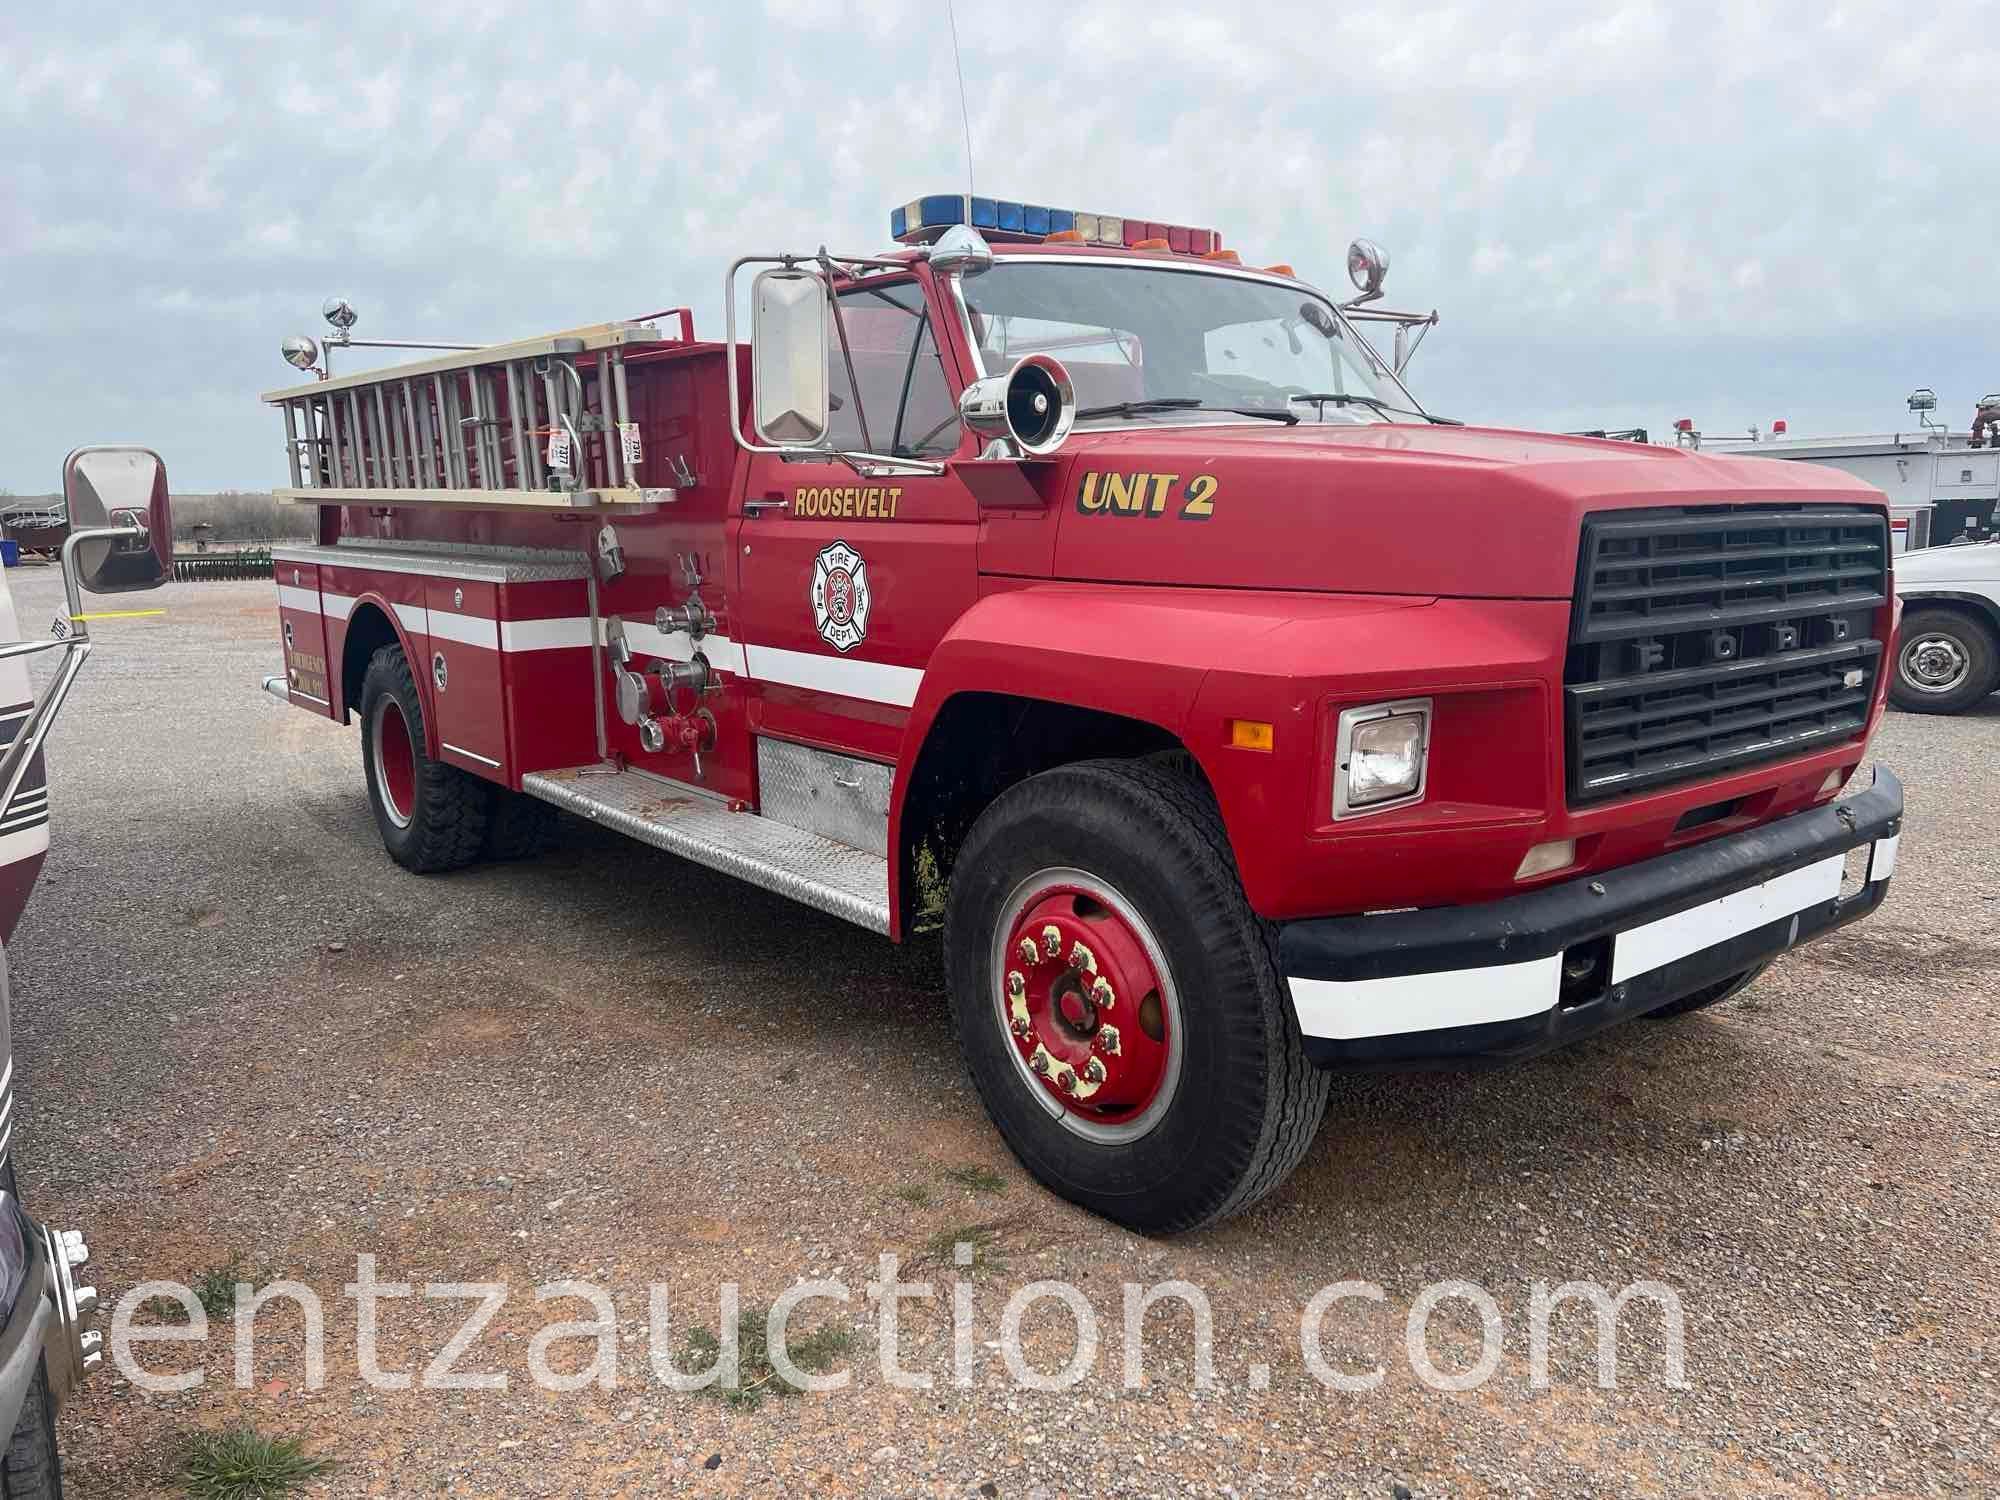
[62,447,171,594]
[749,269,831,447]
[959,354,1075,458]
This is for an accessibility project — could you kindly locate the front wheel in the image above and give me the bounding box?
[0,1362,62,1500]
[944,760,1329,1234]
[1889,607,1999,714]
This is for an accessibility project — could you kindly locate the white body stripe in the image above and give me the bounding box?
[0,823,50,867]
[281,580,924,707]
[426,609,499,649]
[741,643,923,708]
[1289,841,1892,1041]
[500,617,594,651]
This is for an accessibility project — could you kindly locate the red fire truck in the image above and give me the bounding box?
[260,198,1904,1232]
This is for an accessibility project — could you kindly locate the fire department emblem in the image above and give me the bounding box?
[810,540,871,653]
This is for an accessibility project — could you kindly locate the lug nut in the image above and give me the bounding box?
[61,1232,88,1267]
[1006,970,1026,999]
[1010,1015,1031,1037]
[1057,1068,1077,1092]
[1096,1024,1121,1056]
[1017,938,1039,967]
[1030,1053,1050,1075]
[1041,925,1062,959]
[74,1286,98,1317]
[1084,1058,1106,1084]
[1089,976,1114,1009]
[1069,941,1096,972]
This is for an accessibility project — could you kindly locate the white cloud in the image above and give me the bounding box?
[2,0,1998,487]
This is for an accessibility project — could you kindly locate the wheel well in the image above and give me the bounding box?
[1901,595,2000,645]
[340,603,401,723]
[898,693,1202,935]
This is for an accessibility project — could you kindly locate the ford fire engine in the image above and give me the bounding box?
[258,198,1904,1232]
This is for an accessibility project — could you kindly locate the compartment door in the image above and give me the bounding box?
[275,559,335,717]
[424,577,508,781]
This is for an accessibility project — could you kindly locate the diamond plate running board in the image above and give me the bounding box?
[523,764,891,935]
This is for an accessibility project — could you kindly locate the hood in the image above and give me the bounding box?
[1895,538,2000,586]
[1042,423,1888,598]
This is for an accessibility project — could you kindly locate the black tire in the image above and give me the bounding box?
[1,1162,63,1500]
[1889,607,2000,714]
[481,791,562,862]
[1646,959,1772,1020]
[944,760,1329,1234]
[0,1361,62,1500]
[358,645,490,873]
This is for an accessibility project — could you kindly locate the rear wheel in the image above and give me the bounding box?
[481,791,562,862]
[1890,607,1999,714]
[944,760,1328,1233]
[1646,959,1772,1019]
[358,645,489,873]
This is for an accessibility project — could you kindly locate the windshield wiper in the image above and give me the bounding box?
[1288,392,1462,426]
[1078,397,1298,425]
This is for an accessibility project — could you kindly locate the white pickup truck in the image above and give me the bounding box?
[1892,539,2000,714]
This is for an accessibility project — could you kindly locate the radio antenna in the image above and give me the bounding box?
[945,0,975,200]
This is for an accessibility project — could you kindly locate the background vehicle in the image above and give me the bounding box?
[1890,538,2000,713]
[1675,389,2000,553]
[0,448,171,1496]
[257,196,1904,1232]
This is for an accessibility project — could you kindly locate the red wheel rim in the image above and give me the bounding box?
[995,871,1180,1140]
[373,699,416,827]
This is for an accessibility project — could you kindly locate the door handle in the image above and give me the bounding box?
[744,495,790,516]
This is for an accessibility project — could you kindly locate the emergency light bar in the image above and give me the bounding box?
[892,195,1220,256]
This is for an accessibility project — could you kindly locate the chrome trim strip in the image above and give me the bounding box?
[441,742,501,768]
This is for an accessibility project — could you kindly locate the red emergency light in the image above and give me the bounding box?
[892,195,1219,256]
[1772,419,1788,434]
[1673,418,1694,433]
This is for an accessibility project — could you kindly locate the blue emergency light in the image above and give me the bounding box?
[891,195,1219,256]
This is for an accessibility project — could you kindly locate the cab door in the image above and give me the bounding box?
[732,275,974,767]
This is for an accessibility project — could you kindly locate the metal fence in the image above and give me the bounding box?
[172,547,273,582]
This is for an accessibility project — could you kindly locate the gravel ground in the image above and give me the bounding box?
[6,569,1996,1498]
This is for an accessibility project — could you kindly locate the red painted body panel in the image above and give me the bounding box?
[264,261,1897,943]
[275,559,335,716]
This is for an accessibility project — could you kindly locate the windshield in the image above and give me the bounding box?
[957,260,1422,425]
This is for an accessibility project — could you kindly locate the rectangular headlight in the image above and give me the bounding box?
[1334,698,1431,817]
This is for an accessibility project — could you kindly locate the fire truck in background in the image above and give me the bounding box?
[1674,391,2000,713]
[0,450,171,1497]
[259,195,1904,1232]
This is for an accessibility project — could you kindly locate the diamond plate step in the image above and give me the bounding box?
[523,764,891,934]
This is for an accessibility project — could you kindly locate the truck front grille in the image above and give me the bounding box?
[1564,506,1888,804]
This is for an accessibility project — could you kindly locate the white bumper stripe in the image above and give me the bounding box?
[1290,841,1892,1042]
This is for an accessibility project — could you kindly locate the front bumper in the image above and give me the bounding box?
[1280,766,1903,1067]
[0,1206,97,1439]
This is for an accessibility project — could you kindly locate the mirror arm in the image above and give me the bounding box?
[816,249,876,456]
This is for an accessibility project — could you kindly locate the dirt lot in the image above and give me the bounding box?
[9,571,1997,1498]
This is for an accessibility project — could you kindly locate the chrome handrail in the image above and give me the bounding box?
[0,524,146,826]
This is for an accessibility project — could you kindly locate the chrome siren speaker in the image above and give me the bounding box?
[958,353,1075,458]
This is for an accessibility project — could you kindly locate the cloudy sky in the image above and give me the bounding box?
[3,0,1995,492]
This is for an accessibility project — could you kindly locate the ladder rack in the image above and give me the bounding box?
[261,315,694,511]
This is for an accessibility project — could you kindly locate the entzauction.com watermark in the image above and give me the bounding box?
[110,1251,1688,1397]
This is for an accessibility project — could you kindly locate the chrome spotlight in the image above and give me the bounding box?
[1346,239,1389,297]
[322,297,359,331]
[281,334,320,370]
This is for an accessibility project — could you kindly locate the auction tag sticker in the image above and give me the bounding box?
[619,422,643,468]
[546,427,572,473]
